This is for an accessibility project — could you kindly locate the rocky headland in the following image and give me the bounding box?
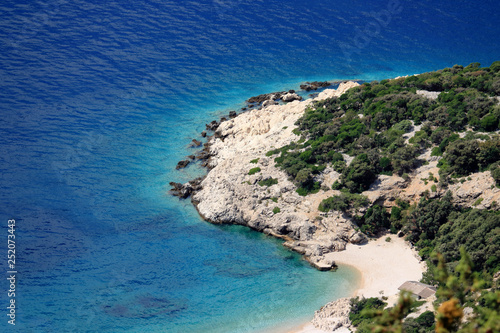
[171,81,499,271]
[170,72,500,332]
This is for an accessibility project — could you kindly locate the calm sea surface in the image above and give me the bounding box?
[0,0,498,332]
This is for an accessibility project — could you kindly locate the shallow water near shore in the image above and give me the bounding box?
[1,0,499,332]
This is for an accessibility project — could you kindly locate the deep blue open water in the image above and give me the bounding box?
[0,0,499,332]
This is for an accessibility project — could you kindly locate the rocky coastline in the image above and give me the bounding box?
[170,78,500,332]
[171,81,366,271]
[170,80,500,270]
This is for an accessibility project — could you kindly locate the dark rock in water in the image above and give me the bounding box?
[176,160,190,169]
[300,81,331,91]
[187,155,195,160]
[309,93,319,98]
[241,107,247,111]
[247,93,273,104]
[229,110,237,118]
[189,177,204,191]
[169,177,204,199]
[201,131,207,137]
[196,144,212,161]
[289,89,295,93]
[169,182,188,198]
[246,91,283,104]
[206,120,219,131]
[190,139,202,147]
[220,117,227,122]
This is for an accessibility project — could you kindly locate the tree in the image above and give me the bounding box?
[340,153,378,193]
[441,139,479,177]
[361,204,390,235]
[391,145,419,175]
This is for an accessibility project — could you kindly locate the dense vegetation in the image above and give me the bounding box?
[269,62,500,332]
[352,194,499,332]
[317,191,369,214]
[267,61,500,195]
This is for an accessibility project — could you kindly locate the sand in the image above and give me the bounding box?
[287,235,425,333]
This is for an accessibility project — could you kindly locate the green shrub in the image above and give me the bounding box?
[434,209,500,274]
[272,207,280,214]
[403,311,435,333]
[360,204,390,235]
[258,177,278,187]
[318,192,369,213]
[296,181,321,196]
[266,149,280,157]
[491,166,500,186]
[248,167,261,175]
[271,197,278,203]
[431,146,443,156]
[393,119,413,132]
[250,158,259,164]
[350,297,386,328]
[473,197,483,206]
[340,153,378,193]
[333,160,347,173]
[259,63,500,203]
[431,184,437,192]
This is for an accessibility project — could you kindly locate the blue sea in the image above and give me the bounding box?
[0,0,498,332]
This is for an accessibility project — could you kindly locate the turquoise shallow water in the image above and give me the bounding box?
[0,0,499,332]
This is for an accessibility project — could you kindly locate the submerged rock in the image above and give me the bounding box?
[175,160,190,169]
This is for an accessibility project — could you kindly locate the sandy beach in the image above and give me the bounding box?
[288,235,425,333]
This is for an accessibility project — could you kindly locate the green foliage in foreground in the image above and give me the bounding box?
[402,311,435,333]
[272,207,280,214]
[349,297,386,329]
[361,249,500,333]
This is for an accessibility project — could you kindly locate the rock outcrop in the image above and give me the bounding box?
[188,82,361,269]
[281,92,303,102]
[172,79,499,272]
[311,298,352,331]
